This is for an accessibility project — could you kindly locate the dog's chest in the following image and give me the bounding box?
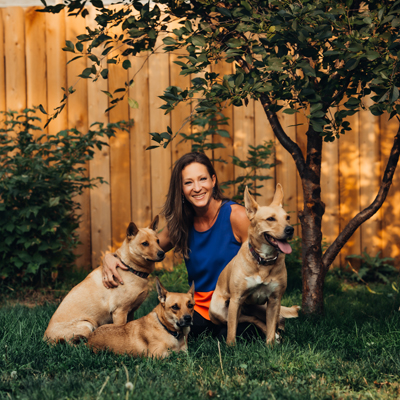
[245,275,279,305]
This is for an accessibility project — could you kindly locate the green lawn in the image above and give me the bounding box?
[1,266,400,400]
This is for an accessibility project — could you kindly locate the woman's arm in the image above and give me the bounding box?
[230,204,250,243]
[157,225,174,253]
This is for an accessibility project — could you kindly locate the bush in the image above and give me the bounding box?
[0,108,128,290]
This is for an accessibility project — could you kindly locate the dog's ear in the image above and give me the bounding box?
[270,183,284,207]
[126,222,139,238]
[187,281,195,299]
[148,215,159,232]
[244,186,258,221]
[156,277,167,304]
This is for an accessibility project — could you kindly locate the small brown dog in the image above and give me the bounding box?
[87,278,195,358]
[43,216,165,344]
[209,185,299,345]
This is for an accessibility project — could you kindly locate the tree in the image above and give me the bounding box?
[41,0,400,314]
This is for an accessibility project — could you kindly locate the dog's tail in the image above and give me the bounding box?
[280,305,300,319]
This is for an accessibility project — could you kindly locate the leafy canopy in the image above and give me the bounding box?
[41,0,400,146]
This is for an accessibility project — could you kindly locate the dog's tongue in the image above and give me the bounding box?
[276,240,292,254]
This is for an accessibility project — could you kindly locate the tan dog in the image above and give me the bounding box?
[209,185,299,345]
[43,216,165,344]
[87,278,195,358]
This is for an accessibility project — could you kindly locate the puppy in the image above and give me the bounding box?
[87,278,195,358]
[209,185,299,345]
[43,216,165,344]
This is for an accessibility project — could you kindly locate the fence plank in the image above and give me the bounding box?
[86,6,112,269]
[65,14,91,269]
[170,52,192,165]
[254,100,275,206]
[45,10,67,136]
[0,10,6,112]
[107,36,131,250]
[380,114,400,264]
[129,53,152,227]
[233,99,255,197]
[339,113,361,266]
[25,6,47,132]
[359,97,382,257]
[4,7,26,112]
[212,61,235,199]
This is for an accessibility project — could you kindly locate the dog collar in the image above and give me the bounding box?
[113,254,149,279]
[248,243,279,265]
[156,315,181,340]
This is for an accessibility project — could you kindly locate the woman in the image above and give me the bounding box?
[102,152,258,338]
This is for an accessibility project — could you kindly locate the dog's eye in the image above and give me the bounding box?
[267,217,276,222]
[187,303,194,309]
[157,239,160,244]
[141,241,149,247]
[171,304,180,311]
[286,215,290,221]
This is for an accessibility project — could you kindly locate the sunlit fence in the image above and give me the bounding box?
[1,6,399,270]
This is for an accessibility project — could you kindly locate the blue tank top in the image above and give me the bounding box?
[185,200,242,292]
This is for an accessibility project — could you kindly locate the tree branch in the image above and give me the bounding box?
[259,94,306,178]
[322,120,400,270]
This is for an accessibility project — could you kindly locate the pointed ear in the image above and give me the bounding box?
[270,183,284,207]
[127,222,139,238]
[244,186,258,221]
[188,281,195,299]
[148,215,159,232]
[156,277,167,304]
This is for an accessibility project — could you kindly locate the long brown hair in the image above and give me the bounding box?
[162,152,225,258]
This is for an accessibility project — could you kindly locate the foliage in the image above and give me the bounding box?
[346,250,399,285]
[1,274,400,399]
[40,0,400,142]
[222,141,275,203]
[0,108,129,289]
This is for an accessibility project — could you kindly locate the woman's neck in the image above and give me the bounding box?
[193,198,223,231]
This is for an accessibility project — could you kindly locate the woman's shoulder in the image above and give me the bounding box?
[228,202,249,243]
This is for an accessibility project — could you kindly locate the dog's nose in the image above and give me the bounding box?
[183,315,192,323]
[157,250,165,259]
[284,226,294,237]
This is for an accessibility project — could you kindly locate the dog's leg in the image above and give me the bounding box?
[237,315,267,334]
[226,298,242,346]
[265,295,281,344]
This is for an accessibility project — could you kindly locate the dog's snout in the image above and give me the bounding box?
[157,250,165,259]
[284,225,294,237]
[184,315,192,322]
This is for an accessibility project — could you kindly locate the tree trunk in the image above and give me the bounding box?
[298,128,326,314]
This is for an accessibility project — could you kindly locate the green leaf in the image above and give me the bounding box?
[49,197,60,207]
[235,73,244,87]
[128,98,139,109]
[283,108,299,114]
[192,35,206,47]
[122,60,131,70]
[163,36,177,45]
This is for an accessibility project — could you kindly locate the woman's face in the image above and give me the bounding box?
[181,162,216,209]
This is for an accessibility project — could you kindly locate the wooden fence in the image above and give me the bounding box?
[1,6,399,270]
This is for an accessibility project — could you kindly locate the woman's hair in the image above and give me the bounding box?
[162,152,225,258]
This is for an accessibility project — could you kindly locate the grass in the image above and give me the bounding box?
[1,264,400,400]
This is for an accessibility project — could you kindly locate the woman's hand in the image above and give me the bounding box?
[102,253,128,289]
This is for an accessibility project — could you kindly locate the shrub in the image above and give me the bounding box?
[0,108,128,290]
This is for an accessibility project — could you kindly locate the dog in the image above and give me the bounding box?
[86,278,195,358]
[43,216,165,344]
[209,184,299,345]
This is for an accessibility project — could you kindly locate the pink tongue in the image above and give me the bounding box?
[276,240,292,254]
